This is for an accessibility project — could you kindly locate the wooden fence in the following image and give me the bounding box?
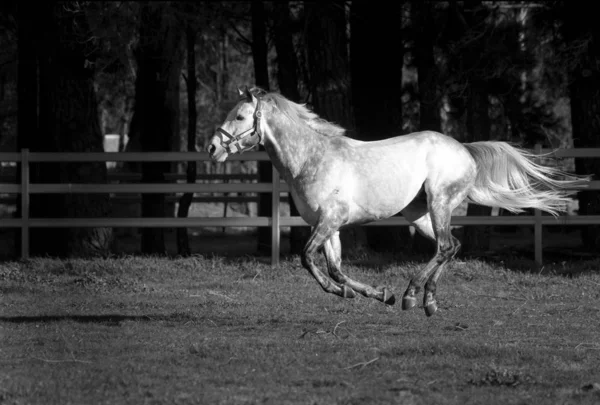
[1,147,599,266]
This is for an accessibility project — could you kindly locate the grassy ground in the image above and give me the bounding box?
[1,254,600,405]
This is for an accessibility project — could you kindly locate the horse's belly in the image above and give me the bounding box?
[348,181,422,223]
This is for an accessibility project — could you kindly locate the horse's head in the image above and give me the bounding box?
[207,87,266,162]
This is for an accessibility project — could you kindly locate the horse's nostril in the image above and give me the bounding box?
[208,145,216,155]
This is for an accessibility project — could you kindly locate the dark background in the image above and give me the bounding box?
[0,1,598,260]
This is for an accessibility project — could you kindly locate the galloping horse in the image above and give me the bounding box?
[208,87,588,317]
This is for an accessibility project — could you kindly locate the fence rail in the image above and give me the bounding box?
[1,147,599,266]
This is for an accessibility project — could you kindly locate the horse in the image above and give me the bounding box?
[207,87,588,317]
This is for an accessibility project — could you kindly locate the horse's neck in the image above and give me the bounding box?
[264,119,325,179]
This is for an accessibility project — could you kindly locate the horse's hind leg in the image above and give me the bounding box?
[423,233,460,315]
[400,202,438,311]
[323,232,395,305]
[401,184,467,316]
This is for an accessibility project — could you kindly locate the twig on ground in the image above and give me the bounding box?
[550,305,581,313]
[30,355,92,364]
[206,290,237,302]
[332,321,346,339]
[575,342,600,350]
[300,321,352,340]
[298,328,321,339]
[220,356,238,366]
[463,286,477,294]
[511,301,528,315]
[343,357,379,370]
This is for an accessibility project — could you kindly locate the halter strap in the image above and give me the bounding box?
[216,99,263,154]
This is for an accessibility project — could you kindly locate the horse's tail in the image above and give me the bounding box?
[463,141,589,216]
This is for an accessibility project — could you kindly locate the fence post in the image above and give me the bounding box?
[271,164,280,266]
[21,148,30,259]
[534,144,543,267]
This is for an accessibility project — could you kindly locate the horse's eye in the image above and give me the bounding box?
[236,115,244,121]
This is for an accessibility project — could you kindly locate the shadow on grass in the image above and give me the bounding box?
[0,313,199,326]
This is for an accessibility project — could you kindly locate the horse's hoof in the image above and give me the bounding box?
[342,285,356,299]
[424,300,438,317]
[402,296,417,310]
[384,291,396,306]
[376,286,396,305]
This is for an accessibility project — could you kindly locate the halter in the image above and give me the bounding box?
[216,98,263,154]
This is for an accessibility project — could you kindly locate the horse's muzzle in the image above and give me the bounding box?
[207,144,216,156]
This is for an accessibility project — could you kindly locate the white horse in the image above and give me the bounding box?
[208,87,588,317]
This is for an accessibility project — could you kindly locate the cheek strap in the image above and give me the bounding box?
[216,100,263,154]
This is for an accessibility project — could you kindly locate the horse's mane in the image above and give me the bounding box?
[249,87,347,137]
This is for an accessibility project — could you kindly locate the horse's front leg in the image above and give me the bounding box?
[302,229,355,299]
[300,206,356,299]
[323,232,395,305]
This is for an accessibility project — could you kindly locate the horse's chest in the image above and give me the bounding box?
[289,186,320,226]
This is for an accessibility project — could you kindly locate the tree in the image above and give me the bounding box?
[29,1,112,257]
[305,1,353,129]
[440,0,493,255]
[16,1,36,256]
[350,0,412,253]
[412,0,440,255]
[350,1,404,140]
[414,1,441,133]
[563,3,600,251]
[251,0,273,254]
[129,2,184,254]
[305,0,369,253]
[272,1,307,254]
[177,23,198,257]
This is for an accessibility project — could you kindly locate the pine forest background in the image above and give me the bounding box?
[0,1,599,260]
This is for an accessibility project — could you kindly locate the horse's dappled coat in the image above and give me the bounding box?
[209,87,589,317]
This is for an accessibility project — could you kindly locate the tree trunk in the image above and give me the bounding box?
[462,80,492,254]
[413,0,440,256]
[415,1,441,133]
[351,1,403,139]
[133,3,183,255]
[306,0,369,255]
[563,4,600,251]
[177,25,198,257]
[273,1,308,255]
[458,0,493,255]
[349,1,411,254]
[251,0,273,255]
[16,1,38,257]
[30,1,112,257]
[306,1,353,128]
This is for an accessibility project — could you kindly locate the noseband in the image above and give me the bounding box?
[216,98,263,154]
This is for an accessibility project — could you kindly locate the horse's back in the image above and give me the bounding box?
[289,130,476,225]
[395,131,476,193]
[338,131,476,221]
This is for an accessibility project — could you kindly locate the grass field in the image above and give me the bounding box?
[1,253,600,404]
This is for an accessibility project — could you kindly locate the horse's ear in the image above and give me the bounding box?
[237,86,250,99]
[244,87,253,101]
